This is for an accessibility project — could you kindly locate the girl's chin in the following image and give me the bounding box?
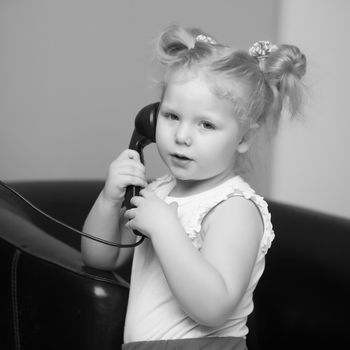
[168,168,208,182]
[169,168,236,187]
[167,168,196,181]
[169,170,193,180]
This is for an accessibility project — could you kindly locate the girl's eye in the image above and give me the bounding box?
[200,121,216,130]
[164,113,179,121]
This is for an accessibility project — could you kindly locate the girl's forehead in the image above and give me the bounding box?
[165,67,245,103]
[165,67,200,85]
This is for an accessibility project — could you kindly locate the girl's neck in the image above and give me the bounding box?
[169,172,237,198]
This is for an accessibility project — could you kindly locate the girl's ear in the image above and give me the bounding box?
[237,123,259,154]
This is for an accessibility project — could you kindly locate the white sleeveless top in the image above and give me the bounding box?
[123,174,274,343]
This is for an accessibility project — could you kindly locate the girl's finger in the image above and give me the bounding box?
[139,188,154,198]
[130,196,143,207]
[123,175,147,188]
[119,149,141,161]
[119,166,146,179]
[124,208,136,219]
[126,149,141,161]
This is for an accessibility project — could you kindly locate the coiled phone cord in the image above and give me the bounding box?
[0,180,145,248]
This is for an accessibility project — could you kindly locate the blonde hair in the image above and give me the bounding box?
[154,24,306,129]
[154,25,307,181]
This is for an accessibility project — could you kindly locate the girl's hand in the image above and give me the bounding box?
[124,189,179,238]
[101,149,148,206]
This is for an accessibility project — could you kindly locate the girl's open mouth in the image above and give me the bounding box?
[173,153,191,161]
[170,153,193,165]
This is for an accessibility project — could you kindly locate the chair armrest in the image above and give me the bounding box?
[0,182,129,350]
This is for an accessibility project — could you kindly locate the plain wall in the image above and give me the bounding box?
[270,0,350,219]
[2,1,348,219]
[0,0,278,188]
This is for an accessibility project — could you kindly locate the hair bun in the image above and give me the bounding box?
[264,44,307,117]
[265,44,306,81]
[156,25,197,65]
[156,25,219,68]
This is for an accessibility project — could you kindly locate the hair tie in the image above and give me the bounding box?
[249,40,277,60]
[194,34,217,46]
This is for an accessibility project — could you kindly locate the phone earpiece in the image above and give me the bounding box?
[124,102,160,238]
[127,102,159,165]
[134,102,158,143]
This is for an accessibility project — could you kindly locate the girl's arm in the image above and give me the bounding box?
[127,192,262,327]
[81,149,147,270]
[81,193,136,270]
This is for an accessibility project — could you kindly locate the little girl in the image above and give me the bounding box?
[81,25,306,349]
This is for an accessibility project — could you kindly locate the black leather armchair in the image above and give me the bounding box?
[1,181,350,349]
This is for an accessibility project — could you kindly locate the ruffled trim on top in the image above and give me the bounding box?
[150,175,274,254]
[239,190,275,255]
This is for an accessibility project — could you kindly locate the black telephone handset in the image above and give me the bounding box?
[124,102,160,237]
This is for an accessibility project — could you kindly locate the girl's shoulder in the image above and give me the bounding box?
[211,176,274,255]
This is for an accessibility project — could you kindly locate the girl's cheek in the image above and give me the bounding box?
[157,125,171,145]
[155,120,166,141]
[155,132,168,157]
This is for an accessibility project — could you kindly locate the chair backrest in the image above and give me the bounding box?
[1,181,350,350]
[249,201,350,349]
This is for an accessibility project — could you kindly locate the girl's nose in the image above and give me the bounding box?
[175,124,192,146]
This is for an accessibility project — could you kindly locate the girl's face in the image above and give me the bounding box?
[156,70,248,195]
